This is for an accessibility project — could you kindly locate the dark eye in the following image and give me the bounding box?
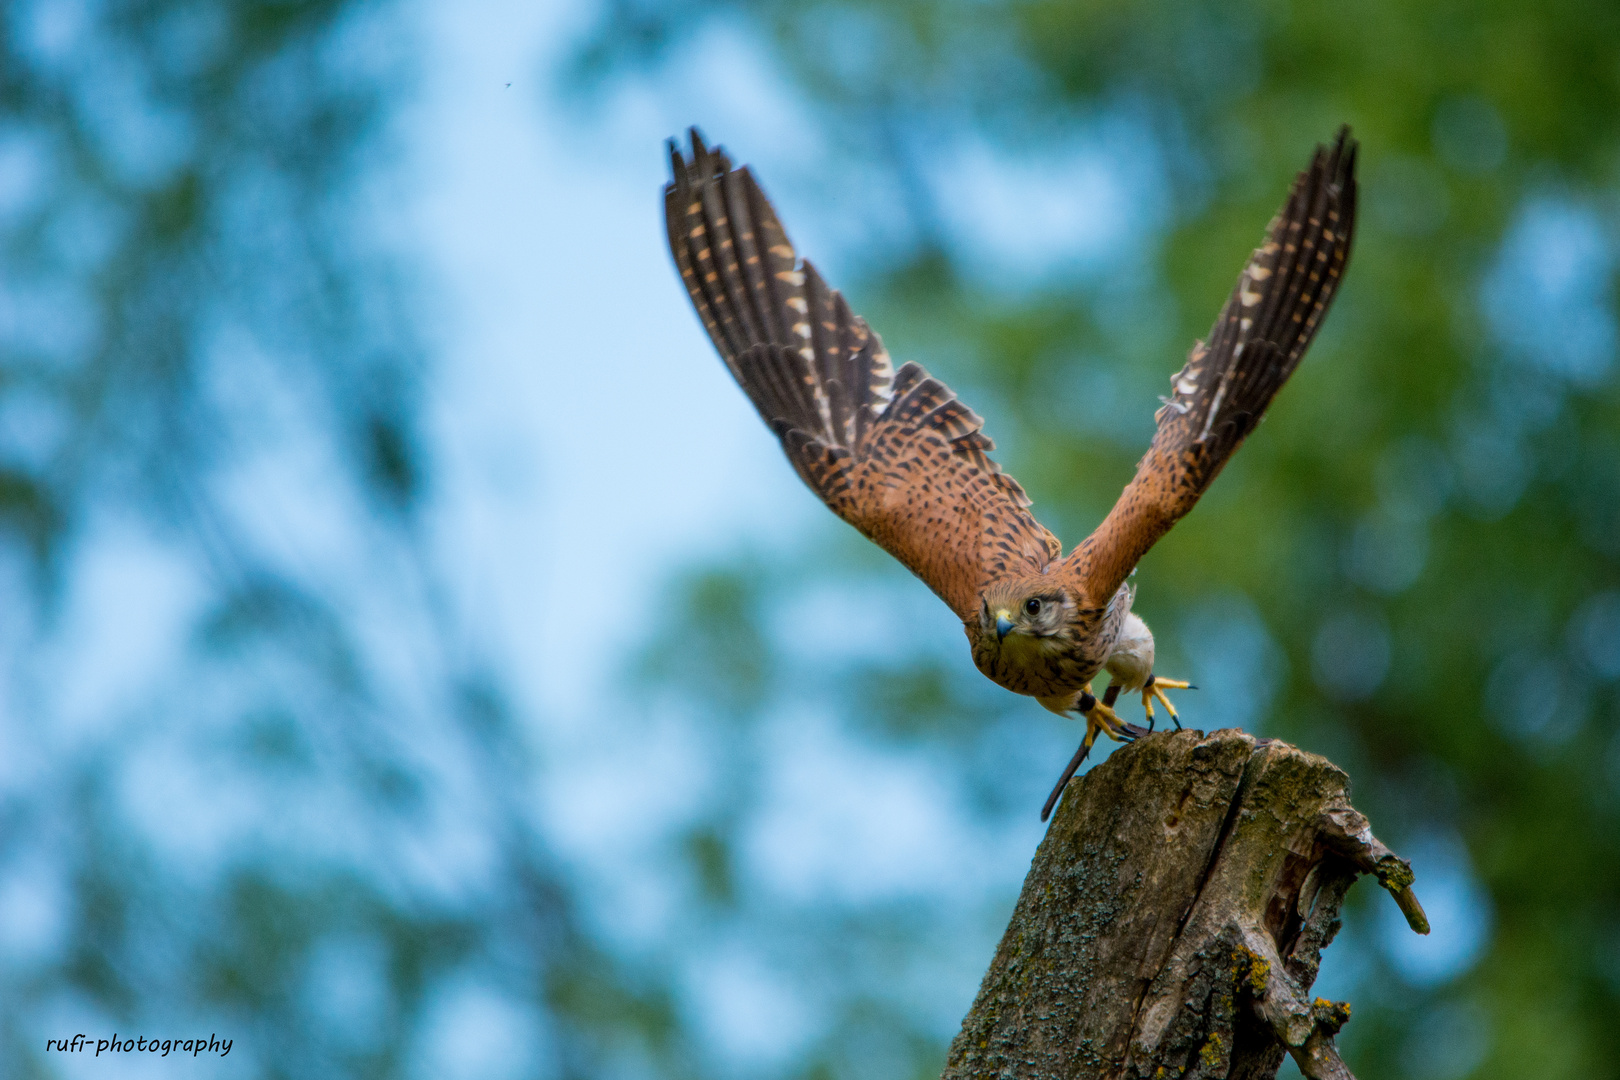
[1024,598,1042,617]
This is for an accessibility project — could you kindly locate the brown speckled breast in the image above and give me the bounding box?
[967,585,1132,701]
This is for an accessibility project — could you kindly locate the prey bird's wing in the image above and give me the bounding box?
[666,130,1060,621]
[1069,127,1359,601]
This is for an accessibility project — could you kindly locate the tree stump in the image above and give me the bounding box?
[943,729,1428,1080]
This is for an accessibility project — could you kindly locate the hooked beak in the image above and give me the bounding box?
[995,611,1014,641]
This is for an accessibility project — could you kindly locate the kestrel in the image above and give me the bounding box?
[665,128,1357,819]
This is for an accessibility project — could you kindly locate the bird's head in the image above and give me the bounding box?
[978,580,1074,645]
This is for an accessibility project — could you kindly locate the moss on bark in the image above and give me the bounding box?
[943,730,1425,1080]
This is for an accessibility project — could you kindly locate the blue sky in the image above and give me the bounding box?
[7,0,1509,1071]
[395,6,1504,1063]
[402,0,819,721]
[387,1,1138,1062]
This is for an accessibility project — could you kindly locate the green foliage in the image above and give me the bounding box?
[4,0,1614,1075]
[0,2,687,1076]
[577,1,1620,1077]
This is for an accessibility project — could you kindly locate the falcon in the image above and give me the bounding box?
[665,128,1357,819]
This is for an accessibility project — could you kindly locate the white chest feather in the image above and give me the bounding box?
[1103,612,1156,693]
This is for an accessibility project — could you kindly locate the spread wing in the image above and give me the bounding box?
[665,129,1060,621]
[1070,127,1359,601]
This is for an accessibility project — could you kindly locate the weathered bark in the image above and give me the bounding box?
[943,729,1427,1080]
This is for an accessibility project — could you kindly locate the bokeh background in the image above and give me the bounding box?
[2,0,1618,1077]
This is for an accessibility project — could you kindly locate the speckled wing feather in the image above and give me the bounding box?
[1071,128,1359,600]
[666,129,1061,620]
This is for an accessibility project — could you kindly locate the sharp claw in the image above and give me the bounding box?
[1143,676,1191,733]
[1100,713,1136,742]
[1047,669,1196,819]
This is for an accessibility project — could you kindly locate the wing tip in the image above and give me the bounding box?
[665,126,730,186]
[1317,124,1359,196]
[1329,123,1355,156]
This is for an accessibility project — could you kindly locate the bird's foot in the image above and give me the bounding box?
[1140,673,1194,731]
[1079,684,1147,742]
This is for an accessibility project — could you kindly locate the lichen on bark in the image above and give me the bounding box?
[943,730,1425,1080]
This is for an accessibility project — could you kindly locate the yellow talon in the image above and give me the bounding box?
[1080,682,1145,743]
[1142,675,1192,729]
[1041,682,1156,823]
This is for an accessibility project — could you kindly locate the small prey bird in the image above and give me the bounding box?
[664,128,1357,820]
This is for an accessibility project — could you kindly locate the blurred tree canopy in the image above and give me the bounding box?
[0,2,693,1077]
[570,1,1620,1078]
[3,0,1616,1078]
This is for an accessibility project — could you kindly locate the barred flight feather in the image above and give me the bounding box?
[663,123,1357,732]
[1074,127,1358,603]
[666,129,1059,619]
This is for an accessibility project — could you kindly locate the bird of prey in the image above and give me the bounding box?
[664,128,1357,819]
